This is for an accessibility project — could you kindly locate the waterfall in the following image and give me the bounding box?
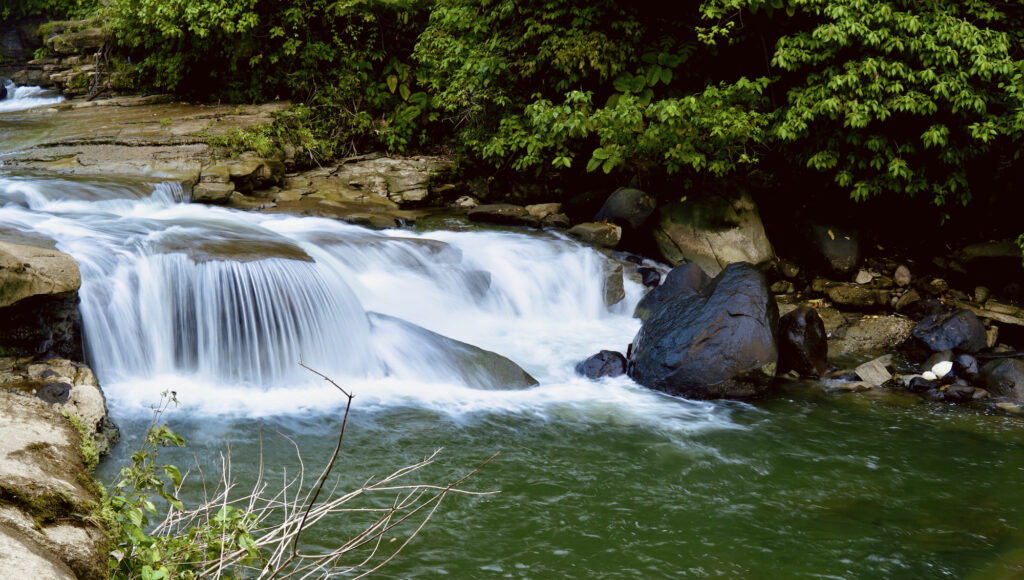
[0,172,669,417]
[0,81,64,113]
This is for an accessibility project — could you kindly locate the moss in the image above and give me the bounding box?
[0,483,76,523]
[64,411,100,471]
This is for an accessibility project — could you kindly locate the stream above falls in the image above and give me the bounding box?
[4,89,1024,578]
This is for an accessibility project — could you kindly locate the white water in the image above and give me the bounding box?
[0,80,64,113]
[0,90,737,432]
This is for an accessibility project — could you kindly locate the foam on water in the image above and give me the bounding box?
[0,171,737,433]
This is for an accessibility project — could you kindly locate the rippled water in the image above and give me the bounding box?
[4,88,1024,578]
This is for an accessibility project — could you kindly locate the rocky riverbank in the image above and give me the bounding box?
[1,239,114,578]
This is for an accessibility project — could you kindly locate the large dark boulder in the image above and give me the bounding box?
[911,309,987,353]
[575,350,627,379]
[593,187,656,231]
[981,358,1024,401]
[633,263,710,321]
[777,306,828,378]
[628,262,779,399]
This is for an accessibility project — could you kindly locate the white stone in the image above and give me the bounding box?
[922,371,938,381]
[930,361,953,378]
[855,270,873,284]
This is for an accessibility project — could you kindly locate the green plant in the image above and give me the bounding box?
[98,374,494,579]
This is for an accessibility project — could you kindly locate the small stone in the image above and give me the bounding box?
[541,213,571,228]
[780,260,800,279]
[855,356,893,387]
[771,280,795,294]
[894,289,921,311]
[942,384,975,403]
[922,371,938,381]
[453,195,478,209]
[638,267,661,288]
[525,203,562,219]
[987,326,1000,349]
[972,388,990,400]
[894,265,912,287]
[855,270,873,284]
[929,278,949,294]
[997,402,1022,414]
[954,353,980,378]
[975,286,991,303]
[567,222,622,249]
[931,360,953,378]
[908,376,939,393]
[191,182,235,204]
[575,350,627,379]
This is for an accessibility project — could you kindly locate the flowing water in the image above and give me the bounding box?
[4,88,1024,578]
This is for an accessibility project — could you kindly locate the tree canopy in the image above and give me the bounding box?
[10,0,1024,219]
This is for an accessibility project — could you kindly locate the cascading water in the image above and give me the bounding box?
[0,79,64,113]
[0,169,724,427]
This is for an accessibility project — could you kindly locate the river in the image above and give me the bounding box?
[3,87,1024,578]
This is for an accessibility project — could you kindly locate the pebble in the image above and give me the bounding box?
[894,265,911,286]
[975,286,990,303]
[855,270,873,284]
[922,371,938,381]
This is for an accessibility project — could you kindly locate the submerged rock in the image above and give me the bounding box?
[777,306,828,378]
[467,204,538,227]
[628,262,778,399]
[369,313,538,389]
[981,358,1024,401]
[575,350,627,379]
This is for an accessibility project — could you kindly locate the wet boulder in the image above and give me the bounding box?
[777,306,828,378]
[633,263,710,321]
[911,309,988,353]
[981,358,1024,401]
[567,222,622,249]
[628,262,779,399]
[653,192,773,276]
[575,350,627,379]
[638,267,661,288]
[954,353,980,379]
[593,187,656,231]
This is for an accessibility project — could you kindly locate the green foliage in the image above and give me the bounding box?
[101,0,434,160]
[102,392,262,579]
[19,0,1024,214]
[764,0,1024,207]
[0,0,94,20]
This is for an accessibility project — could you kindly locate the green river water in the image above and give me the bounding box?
[98,384,1024,579]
